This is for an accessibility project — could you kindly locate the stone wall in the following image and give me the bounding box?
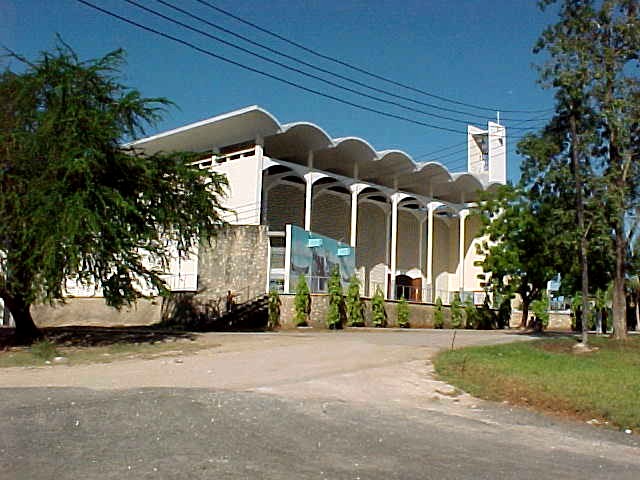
[32,298,162,328]
[198,225,269,302]
[279,294,453,329]
[509,310,572,331]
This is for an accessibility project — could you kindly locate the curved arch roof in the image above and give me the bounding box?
[130,105,502,204]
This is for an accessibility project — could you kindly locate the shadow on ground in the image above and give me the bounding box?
[0,325,197,349]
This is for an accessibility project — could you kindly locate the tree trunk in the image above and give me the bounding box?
[612,229,627,340]
[569,113,589,345]
[2,294,42,345]
[520,299,530,329]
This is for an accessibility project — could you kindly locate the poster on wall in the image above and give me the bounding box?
[286,225,355,293]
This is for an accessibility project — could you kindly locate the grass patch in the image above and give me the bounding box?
[434,335,640,431]
[0,338,206,368]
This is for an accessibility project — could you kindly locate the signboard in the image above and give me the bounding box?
[286,225,355,293]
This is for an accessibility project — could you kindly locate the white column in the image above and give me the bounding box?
[418,214,427,300]
[349,184,366,247]
[304,151,314,231]
[384,205,390,298]
[389,194,400,300]
[426,202,442,300]
[350,189,358,247]
[458,208,470,293]
[255,136,265,225]
[304,173,313,231]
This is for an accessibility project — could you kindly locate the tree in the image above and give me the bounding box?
[397,296,410,328]
[371,287,387,327]
[463,299,478,330]
[536,0,640,340]
[530,293,550,332]
[326,266,344,329]
[477,185,558,327]
[450,293,464,329]
[267,290,281,331]
[0,42,228,344]
[433,297,444,329]
[293,274,311,327]
[345,275,364,327]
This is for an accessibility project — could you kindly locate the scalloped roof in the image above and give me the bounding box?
[130,105,500,203]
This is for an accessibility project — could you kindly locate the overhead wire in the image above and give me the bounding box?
[154,0,542,124]
[119,0,531,129]
[193,0,553,115]
[76,0,472,135]
[77,0,548,171]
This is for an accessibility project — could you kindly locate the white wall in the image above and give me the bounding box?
[463,215,484,292]
[397,210,420,273]
[488,122,507,184]
[213,155,262,225]
[355,201,387,296]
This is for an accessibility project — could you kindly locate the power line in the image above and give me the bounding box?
[77,1,543,171]
[119,0,519,129]
[414,141,469,160]
[153,0,543,124]
[194,0,552,115]
[77,0,471,135]
[416,123,547,162]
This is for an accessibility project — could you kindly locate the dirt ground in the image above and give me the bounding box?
[2,329,639,479]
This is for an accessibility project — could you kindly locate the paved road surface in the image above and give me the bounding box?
[1,330,638,479]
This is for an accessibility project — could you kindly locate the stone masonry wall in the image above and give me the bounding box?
[509,310,572,331]
[197,224,269,302]
[33,298,162,327]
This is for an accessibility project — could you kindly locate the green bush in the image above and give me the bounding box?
[397,297,410,328]
[346,275,365,327]
[371,287,387,327]
[531,294,550,331]
[496,294,512,329]
[433,297,444,329]
[464,299,478,329]
[294,274,311,327]
[267,290,281,330]
[477,297,498,330]
[326,267,345,329]
[450,293,464,329]
[30,339,58,361]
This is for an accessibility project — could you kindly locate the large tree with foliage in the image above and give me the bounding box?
[535,0,640,339]
[477,184,559,327]
[0,43,227,343]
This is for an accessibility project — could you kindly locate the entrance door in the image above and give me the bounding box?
[396,274,420,301]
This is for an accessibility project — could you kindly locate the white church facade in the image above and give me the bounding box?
[131,105,507,305]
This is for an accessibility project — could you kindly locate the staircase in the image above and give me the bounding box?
[195,293,269,332]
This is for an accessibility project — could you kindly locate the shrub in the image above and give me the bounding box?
[346,275,365,327]
[267,290,281,330]
[530,294,550,331]
[371,287,387,327]
[476,296,498,330]
[294,274,311,327]
[450,293,464,329]
[433,297,444,329]
[496,294,512,329]
[464,299,479,329]
[326,267,345,329]
[30,339,58,361]
[397,296,410,328]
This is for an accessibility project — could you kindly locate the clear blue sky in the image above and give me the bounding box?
[1,0,559,181]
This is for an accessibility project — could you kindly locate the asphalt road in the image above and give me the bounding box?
[1,330,638,479]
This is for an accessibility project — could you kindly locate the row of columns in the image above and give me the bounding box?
[296,167,471,301]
